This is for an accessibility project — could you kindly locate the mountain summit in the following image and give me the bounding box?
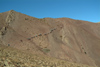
[0,10,100,67]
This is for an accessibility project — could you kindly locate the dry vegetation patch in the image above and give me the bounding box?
[0,45,95,67]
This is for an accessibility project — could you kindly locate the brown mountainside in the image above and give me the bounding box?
[0,10,100,67]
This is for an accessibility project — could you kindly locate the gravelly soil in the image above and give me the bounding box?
[0,45,95,67]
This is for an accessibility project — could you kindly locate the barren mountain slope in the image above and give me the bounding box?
[0,45,95,67]
[0,10,100,67]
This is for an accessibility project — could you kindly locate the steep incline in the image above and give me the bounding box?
[0,10,100,67]
[0,45,95,67]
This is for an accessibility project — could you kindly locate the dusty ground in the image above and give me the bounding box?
[0,45,95,67]
[0,10,100,67]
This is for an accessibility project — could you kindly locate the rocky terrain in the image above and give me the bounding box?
[0,45,95,67]
[0,10,100,67]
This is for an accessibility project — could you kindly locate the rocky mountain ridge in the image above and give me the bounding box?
[0,10,100,67]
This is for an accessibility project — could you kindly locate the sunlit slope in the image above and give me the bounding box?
[0,45,95,67]
[0,10,100,67]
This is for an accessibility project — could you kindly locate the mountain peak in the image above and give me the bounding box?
[0,10,100,67]
[10,9,14,11]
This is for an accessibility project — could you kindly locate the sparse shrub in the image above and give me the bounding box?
[82,47,84,49]
[32,36,35,38]
[54,28,56,30]
[20,40,23,42]
[44,33,47,35]
[50,31,52,33]
[84,52,87,54]
[44,47,47,48]
[27,38,31,40]
[25,18,28,20]
[35,35,37,37]
[42,48,50,53]
[38,34,42,36]
[60,36,62,38]
[8,44,10,46]
[51,29,53,31]
[27,48,30,50]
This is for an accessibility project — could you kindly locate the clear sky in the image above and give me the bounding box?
[0,0,100,23]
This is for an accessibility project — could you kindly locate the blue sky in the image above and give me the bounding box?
[0,0,100,23]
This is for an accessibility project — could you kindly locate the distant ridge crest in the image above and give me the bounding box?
[6,10,15,24]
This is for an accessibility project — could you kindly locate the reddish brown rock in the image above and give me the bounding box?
[0,10,100,67]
